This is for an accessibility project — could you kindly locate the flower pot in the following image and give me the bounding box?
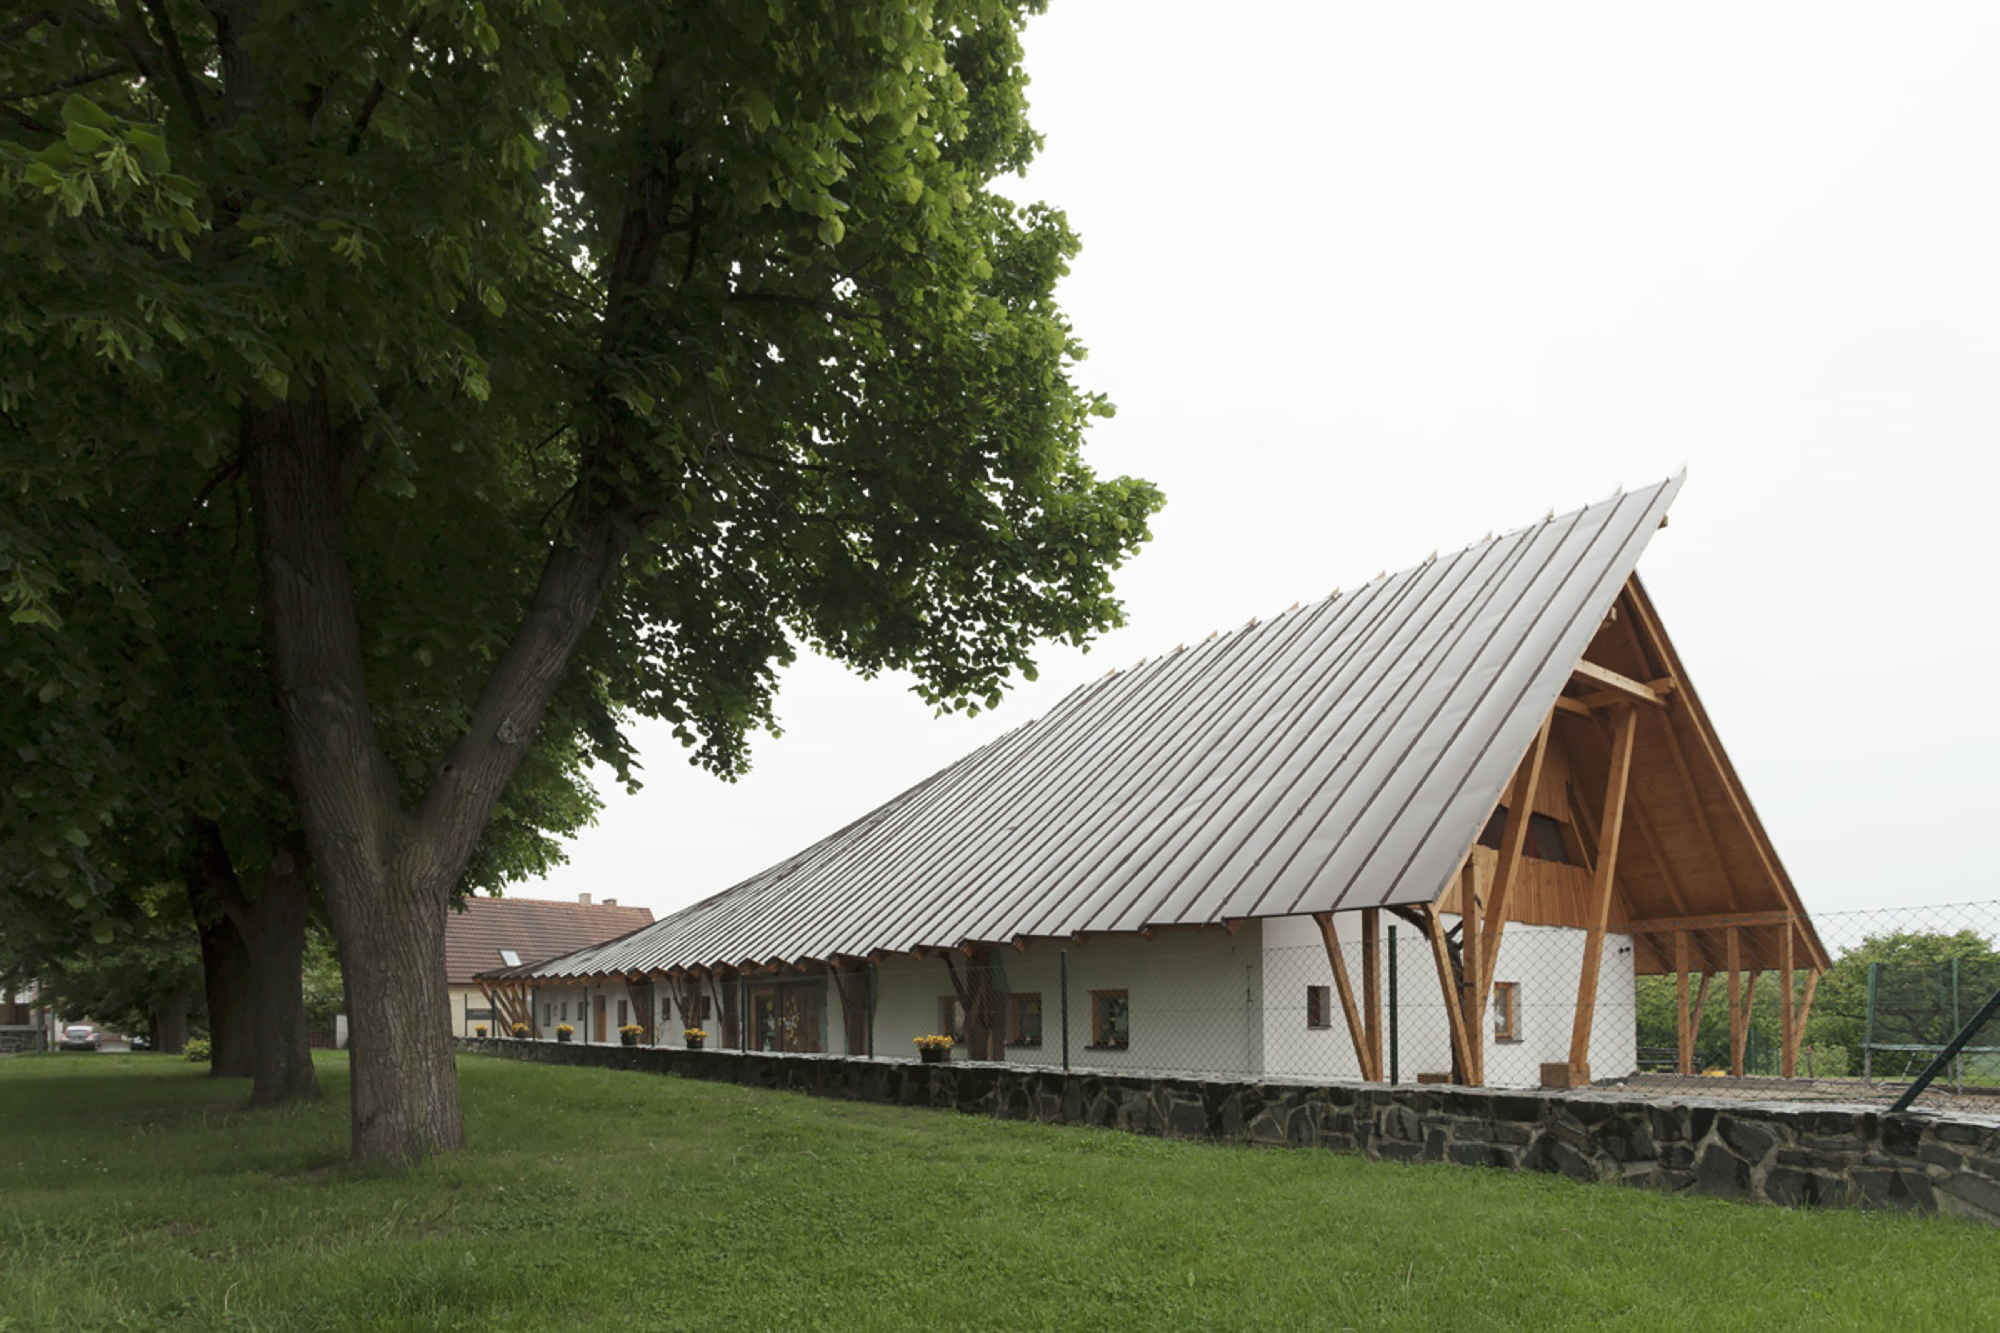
[620,1033,638,1047]
[920,1047,948,1065]
[557,1031,572,1043]
[686,1037,705,1050]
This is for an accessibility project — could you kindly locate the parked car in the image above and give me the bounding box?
[128,1034,150,1051]
[58,1024,101,1051]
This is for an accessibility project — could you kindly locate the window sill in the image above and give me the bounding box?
[1494,1037,1524,1046]
[1085,1043,1129,1052]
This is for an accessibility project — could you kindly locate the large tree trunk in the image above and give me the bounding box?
[245,389,632,1165]
[234,838,320,1107]
[150,980,192,1055]
[187,864,256,1078]
[194,819,319,1103]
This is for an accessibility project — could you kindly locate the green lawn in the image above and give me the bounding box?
[0,1052,1990,1331]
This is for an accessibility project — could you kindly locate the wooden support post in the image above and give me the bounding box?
[1727,927,1744,1077]
[1460,861,1483,1086]
[1779,922,1798,1079]
[1315,912,1375,1080]
[1796,969,1821,1038]
[1568,704,1637,1084]
[1740,971,1762,1069]
[1422,906,1475,1084]
[1675,931,1693,1076]
[1690,972,1712,1068]
[1361,908,1383,1082]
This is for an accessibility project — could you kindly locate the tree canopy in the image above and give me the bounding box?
[3,0,1160,1163]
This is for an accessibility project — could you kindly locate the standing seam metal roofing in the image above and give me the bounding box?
[519,476,1685,981]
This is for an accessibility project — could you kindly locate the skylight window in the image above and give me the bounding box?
[499,949,522,967]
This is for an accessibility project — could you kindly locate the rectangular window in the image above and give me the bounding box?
[937,996,968,1044]
[1089,990,1129,1049]
[1306,985,1331,1029]
[1493,982,1521,1042]
[1476,807,1574,865]
[617,999,629,1027]
[541,1003,550,1025]
[1008,992,1043,1046]
[701,996,714,1020]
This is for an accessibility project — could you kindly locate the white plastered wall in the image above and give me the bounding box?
[1258,913,1638,1089]
[869,924,1267,1074]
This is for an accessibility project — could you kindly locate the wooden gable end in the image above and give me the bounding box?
[1437,574,1827,977]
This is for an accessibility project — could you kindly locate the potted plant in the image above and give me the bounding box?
[474,1025,487,1038]
[511,1022,530,1041]
[556,1023,574,1044]
[618,1023,643,1047]
[914,1034,953,1065]
[683,1027,707,1051]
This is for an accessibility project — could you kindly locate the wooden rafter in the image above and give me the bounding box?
[1620,585,1826,971]
[1569,658,1673,708]
[1627,910,1795,934]
[1567,703,1637,1082]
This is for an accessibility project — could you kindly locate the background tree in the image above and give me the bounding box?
[0,883,203,1051]
[4,0,1160,1166]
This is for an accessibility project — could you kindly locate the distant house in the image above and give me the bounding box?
[446,894,653,1038]
[490,477,1827,1090]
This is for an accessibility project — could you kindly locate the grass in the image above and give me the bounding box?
[0,1052,1992,1331]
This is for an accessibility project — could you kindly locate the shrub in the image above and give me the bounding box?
[182,1038,212,1064]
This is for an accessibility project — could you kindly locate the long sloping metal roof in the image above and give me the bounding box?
[520,476,1684,979]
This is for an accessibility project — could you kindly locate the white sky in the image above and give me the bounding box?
[523,3,2000,920]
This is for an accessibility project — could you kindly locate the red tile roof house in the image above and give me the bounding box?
[446,894,653,1039]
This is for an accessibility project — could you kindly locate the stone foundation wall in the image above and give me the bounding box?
[0,1026,44,1055]
[459,1038,2000,1226]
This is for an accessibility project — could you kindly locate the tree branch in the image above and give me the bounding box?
[0,102,55,136]
[347,18,421,155]
[0,63,133,106]
[129,0,209,132]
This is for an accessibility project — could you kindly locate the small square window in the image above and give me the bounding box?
[1306,985,1331,1029]
[1493,982,1521,1043]
[1008,993,1043,1046]
[1089,990,1129,1049]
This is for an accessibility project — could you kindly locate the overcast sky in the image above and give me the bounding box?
[523,3,2000,921]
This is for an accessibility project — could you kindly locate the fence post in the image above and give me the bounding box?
[1952,957,1963,1092]
[1863,962,1878,1084]
[1060,949,1070,1072]
[1387,924,1400,1085]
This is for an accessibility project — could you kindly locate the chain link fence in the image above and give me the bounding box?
[543,901,1999,1116]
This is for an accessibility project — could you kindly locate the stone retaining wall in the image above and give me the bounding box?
[0,1026,44,1055]
[460,1037,2000,1226]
